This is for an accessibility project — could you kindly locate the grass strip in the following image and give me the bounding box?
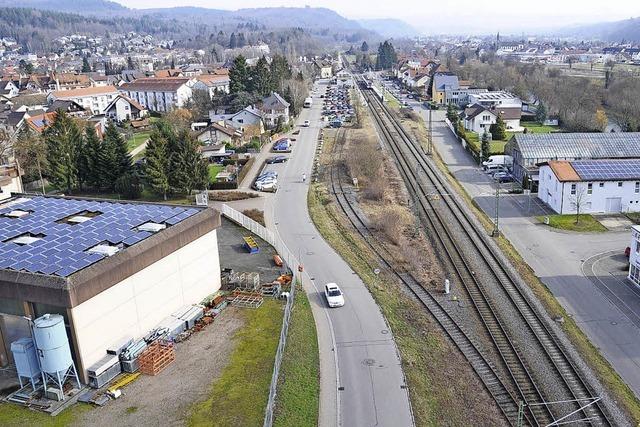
[273,285,320,427]
[188,300,284,427]
[535,214,607,232]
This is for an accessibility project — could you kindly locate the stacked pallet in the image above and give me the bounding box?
[138,341,175,376]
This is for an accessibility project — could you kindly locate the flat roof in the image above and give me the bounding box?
[513,133,640,160]
[0,195,220,308]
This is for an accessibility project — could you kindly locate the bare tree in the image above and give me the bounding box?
[570,186,588,224]
[606,77,640,131]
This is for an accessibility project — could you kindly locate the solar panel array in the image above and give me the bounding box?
[514,133,640,160]
[0,196,201,278]
[572,159,640,181]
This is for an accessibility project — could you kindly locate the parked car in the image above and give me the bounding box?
[324,283,345,307]
[303,120,310,127]
[266,156,288,164]
[493,172,513,183]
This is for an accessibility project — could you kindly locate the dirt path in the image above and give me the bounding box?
[75,308,244,427]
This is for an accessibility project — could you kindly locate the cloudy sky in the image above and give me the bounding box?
[113,0,640,34]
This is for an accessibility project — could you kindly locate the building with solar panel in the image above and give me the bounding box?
[505,133,640,189]
[0,195,221,382]
[538,159,640,214]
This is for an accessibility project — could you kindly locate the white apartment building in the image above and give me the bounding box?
[47,86,119,115]
[538,159,640,214]
[468,91,522,109]
[119,78,193,112]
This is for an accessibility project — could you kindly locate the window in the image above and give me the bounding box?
[571,183,576,195]
[618,181,623,187]
[599,182,604,188]
[587,183,593,194]
[636,182,639,193]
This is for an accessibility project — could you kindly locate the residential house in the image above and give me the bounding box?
[538,159,640,214]
[47,86,119,115]
[260,92,290,128]
[431,73,459,105]
[199,143,228,162]
[0,80,19,98]
[196,122,242,146]
[505,133,640,187]
[210,106,264,137]
[103,94,148,123]
[119,77,193,113]
[48,100,89,118]
[24,111,58,133]
[314,60,333,78]
[462,103,522,134]
[192,74,231,98]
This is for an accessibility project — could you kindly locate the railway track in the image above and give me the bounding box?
[327,130,534,425]
[354,79,612,426]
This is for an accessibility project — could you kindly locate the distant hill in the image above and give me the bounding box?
[0,0,129,15]
[358,18,419,38]
[560,17,640,42]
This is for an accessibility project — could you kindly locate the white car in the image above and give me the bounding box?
[324,283,345,307]
[303,120,310,127]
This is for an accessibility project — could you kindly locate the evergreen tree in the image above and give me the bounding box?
[481,129,490,162]
[489,114,507,140]
[143,129,170,200]
[283,85,296,115]
[229,55,249,93]
[127,56,135,70]
[250,56,273,96]
[170,56,176,69]
[376,40,398,70]
[43,111,82,194]
[237,32,246,47]
[360,41,369,52]
[81,56,92,73]
[99,123,132,190]
[535,101,548,124]
[269,54,291,92]
[229,32,237,49]
[83,124,102,189]
[446,103,459,124]
[174,130,208,195]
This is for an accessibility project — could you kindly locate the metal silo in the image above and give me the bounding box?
[32,314,80,397]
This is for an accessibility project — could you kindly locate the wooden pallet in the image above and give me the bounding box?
[138,341,175,376]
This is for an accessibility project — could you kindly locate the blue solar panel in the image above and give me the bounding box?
[0,196,205,277]
[572,159,640,181]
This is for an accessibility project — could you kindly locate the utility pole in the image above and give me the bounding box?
[493,186,500,237]
[426,107,433,155]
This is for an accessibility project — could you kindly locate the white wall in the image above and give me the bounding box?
[70,230,220,378]
[628,226,640,286]
[538,165,640,214]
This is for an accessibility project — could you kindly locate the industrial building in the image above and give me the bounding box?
[538,159,640,214]
[0,195,221,383]
[505,133,640,188]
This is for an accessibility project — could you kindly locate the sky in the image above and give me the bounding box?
[113,0,640,34]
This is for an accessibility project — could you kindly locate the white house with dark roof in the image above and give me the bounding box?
[119,77,193,112]
[103,94,148,123]
[463,103,522,134]
[260,92,290,128]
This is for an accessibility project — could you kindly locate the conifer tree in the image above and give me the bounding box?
[43,111,82,194]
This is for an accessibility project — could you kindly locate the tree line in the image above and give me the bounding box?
[13,112,208,200]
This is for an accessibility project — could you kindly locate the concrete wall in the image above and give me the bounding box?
[70,229,220,379]
[0,176,23,201]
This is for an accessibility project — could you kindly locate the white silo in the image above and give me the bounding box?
[32,314,80,397]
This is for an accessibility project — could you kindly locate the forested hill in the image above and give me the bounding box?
[559,17,640,42]
[0,0,129,15]
[0,8,178,52]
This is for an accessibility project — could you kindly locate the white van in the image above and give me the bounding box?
[482,155,513,170]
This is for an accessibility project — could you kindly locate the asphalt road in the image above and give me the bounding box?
[265,80,414,427]
[404,98,640,397]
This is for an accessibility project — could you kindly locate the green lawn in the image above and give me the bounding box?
[273,285,319,427]
[519,123,559,134]
[208,164,225,183]
[126,131,151,152]
[188,299,284,427]
[0,403,88,427]
[463,132,505,155]
[537,214,607,232]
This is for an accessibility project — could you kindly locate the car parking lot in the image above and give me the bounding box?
[322,81,354,128]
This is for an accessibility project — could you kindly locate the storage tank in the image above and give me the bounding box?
[10,337,40,390]
[32,314,73,376]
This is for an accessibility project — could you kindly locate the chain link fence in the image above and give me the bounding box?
[220,204,299,427]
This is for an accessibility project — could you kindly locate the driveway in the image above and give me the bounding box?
[413,104,640,397]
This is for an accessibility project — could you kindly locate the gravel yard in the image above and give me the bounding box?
[74,308,244,427]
